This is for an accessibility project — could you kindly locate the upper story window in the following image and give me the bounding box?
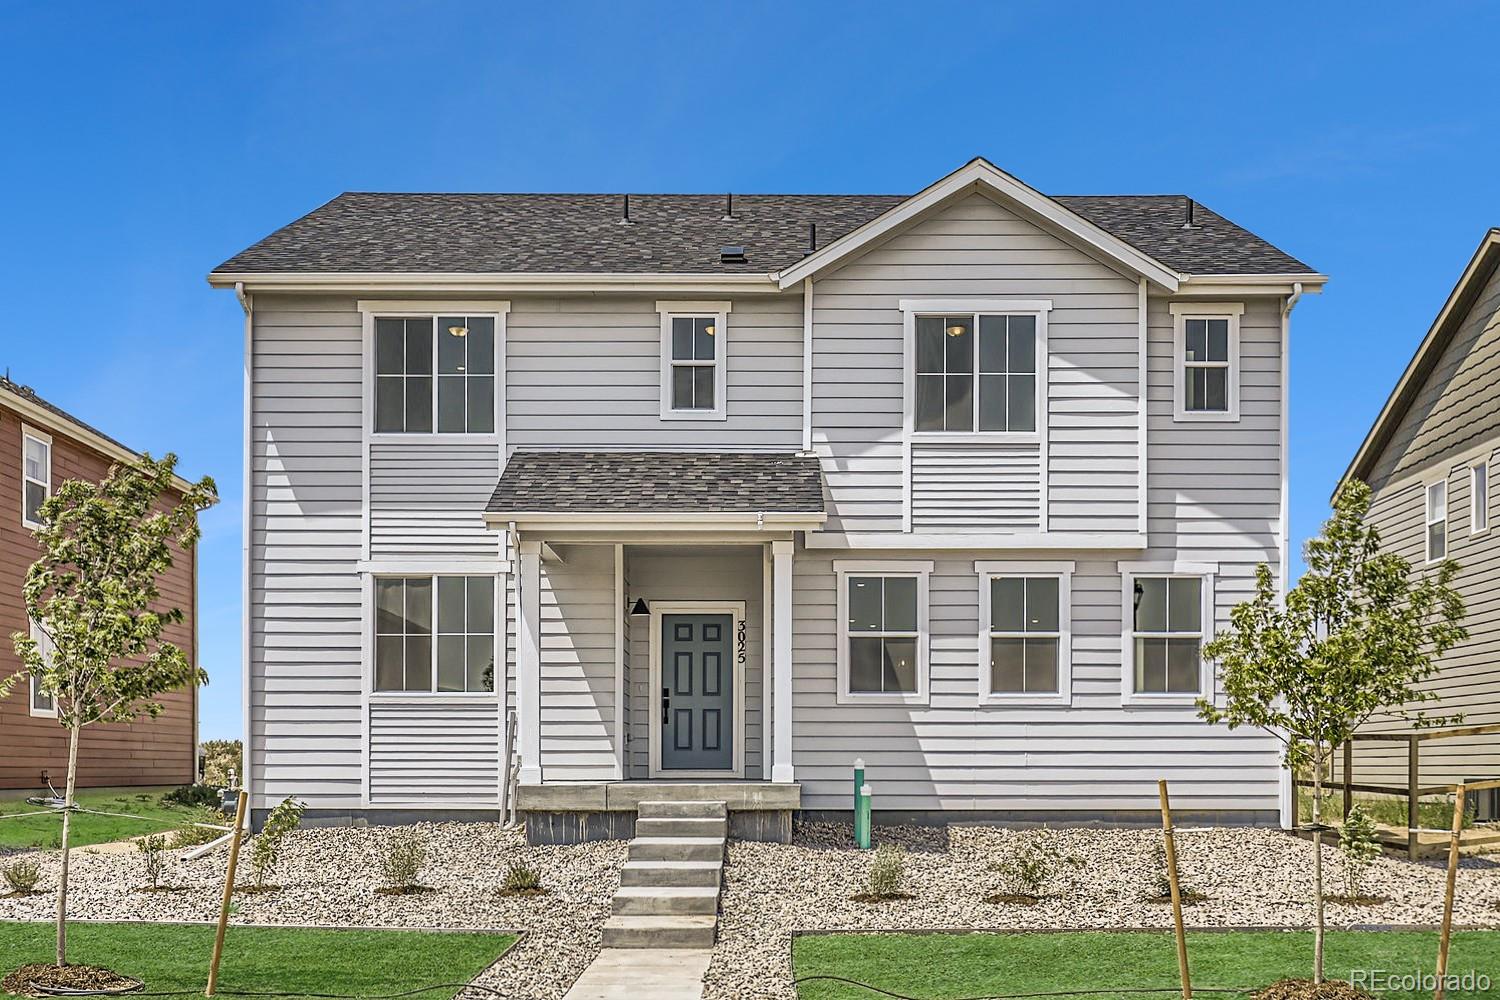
[373,314,497,434]
[1471,460,1489,535]
[28,618,56,717]
[658,301,730,421]
[1170,302,1242,421]
[1427,479,1448,561]
[1120,562,1215,705]
[901,299,1050,440]
[21,425,51,528]
[977,560,1073,705]
[834,560,931,704]
[374,575,496,693]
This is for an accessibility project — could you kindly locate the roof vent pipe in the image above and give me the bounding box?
[806,222,817,255]
[1181,197,1196,229]
[621,193,632,224]
[723,193,734,221]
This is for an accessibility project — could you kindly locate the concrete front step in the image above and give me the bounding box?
[636,798,728,820]
[611,884,720,915]
[628,836,725,863]
[635,816,727,839]
[599,914,717,949]
[619,859,723,887]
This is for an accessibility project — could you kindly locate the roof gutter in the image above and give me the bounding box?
[207,271,783,295]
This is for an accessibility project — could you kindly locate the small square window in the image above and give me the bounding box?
[1172,305,1241,421]
[375,575,496,693]
[660,305,729,420]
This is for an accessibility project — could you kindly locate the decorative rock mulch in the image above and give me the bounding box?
[0,822,626,1000]
[703,822,1500,1000]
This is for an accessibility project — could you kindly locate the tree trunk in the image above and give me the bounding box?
[55,723,80,967]
[1311,743,1326,984]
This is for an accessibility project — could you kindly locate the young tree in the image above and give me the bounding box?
[2,454,215,967]
[1198,479,1466,983]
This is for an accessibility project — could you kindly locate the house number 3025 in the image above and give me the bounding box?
[736,620,747,664]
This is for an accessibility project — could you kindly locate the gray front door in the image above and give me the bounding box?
[661,613,733,771]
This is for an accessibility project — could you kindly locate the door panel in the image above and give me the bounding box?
[661,613,733,770]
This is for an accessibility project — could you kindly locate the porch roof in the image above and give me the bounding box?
[486,450,826,517]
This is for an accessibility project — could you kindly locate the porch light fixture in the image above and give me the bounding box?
[447,324,469,338]
[629,598,649,616]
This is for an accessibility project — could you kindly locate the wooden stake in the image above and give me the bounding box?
[1158,779,1192,1000]
[206,790,248,997]
[1434,782,1465,1000]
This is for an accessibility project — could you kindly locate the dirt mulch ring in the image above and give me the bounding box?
[1143,890,1209,905]
[498,886,549,898]
[1,890,42,899]
[1323,894,1389,906]
[983,892,1045,906]
[2,963,142,997]
[1253,979,1372,1000]
[374,885,437,896]
[850,892,917,903]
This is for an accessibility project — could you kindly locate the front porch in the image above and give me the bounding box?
[516,780,802,844]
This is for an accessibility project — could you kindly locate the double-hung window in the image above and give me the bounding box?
[835,560,931,704]
[371,312,499,434]
[374,575,496,693]
[658,301,729,420]
[977,561,1073,705]
[1170,303,1242,421]
[1120,563,1214,704]
[1427,480,1448,561]
[904,301,1049,436]
[28,618,56,717]
[1471,461,1489,535]
[21,425,50,528]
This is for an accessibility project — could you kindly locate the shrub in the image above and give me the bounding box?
[201,739,243,788]
[993,832,1061,898]
[501,859,542,894]
[161,784,221,809]
[249,796,305,888]
[867,842,906,899]
[137,834,167,890]
[2,860,41,895]
[1339,804,1381,899]
[380,832,427,892]
[170,805,229,848]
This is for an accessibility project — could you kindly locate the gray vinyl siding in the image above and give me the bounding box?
[368,442,500,558]
[368,701,499,805]
[810,191,1142,536]
[506,294,803,451]
[910,442,1040,531]
[789,549,1282,814]
[537,544,618,781]
[249,295,366,811]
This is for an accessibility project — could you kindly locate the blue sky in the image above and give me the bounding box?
[3,2,1498,741]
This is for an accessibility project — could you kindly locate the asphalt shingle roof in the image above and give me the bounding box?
[487,451,826,515]
[214,190,1316,278]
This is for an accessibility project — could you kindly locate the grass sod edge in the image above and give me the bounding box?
[788,928,1498,1000]
[0,786,202,850]
[0,921,520,999]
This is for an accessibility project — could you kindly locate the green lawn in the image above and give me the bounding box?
[0,921,516,999]
[0,787,208,850]
[794,930,1500,999]
[1297,786,1466,832]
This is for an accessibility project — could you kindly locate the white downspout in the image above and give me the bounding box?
[801,277,814,453]
[1277,281,1303,832]
[236,282,253,809]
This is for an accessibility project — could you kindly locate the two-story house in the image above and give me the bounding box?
[212,158,1324,840]
[0,375,200,790]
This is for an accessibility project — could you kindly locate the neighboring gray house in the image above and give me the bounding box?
[1337,229,1500,802]
[212,158,1324,839]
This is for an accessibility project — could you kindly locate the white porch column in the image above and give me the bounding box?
[771,539,795,783]
[517,539,543,784]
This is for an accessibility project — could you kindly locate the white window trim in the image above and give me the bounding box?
[900,298,1051,445]
[657,300,731,421]
[1471,461,1489,537]
[1118,560,1216,707]
[20,423,51,530]
[1426,479,1449,563]
[834,559,933,706]
[358,300,509,443]
[368,573,502,699]
[1170,302,1243,422]
[28,618,57,718]
[975,560,1073,706]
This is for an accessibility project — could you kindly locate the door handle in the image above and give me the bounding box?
[661,686,670,722]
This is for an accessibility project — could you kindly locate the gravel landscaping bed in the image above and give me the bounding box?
[705,822,1500,1000]
[0,822,625,1000]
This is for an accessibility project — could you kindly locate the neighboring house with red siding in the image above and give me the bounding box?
[0,375,201,791]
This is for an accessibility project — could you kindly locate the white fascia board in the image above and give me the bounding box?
[804,530,1147,551]
[485,511,827,532]
[1173,274,1328,298]
[208,271,781,295]
[774,158,1182,292]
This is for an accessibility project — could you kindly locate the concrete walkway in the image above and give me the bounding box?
[562,948,711,999]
